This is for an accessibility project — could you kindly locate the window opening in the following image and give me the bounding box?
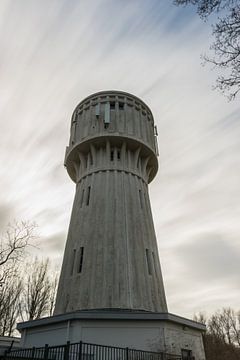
[80,189,85,208]
[119,102,124,110]
[104,123,109,129]
[95,103,100,117]
[86,186,91,206]
[110,150,114,161]
[110,102,115,110]
[117,150,121,160]
[146,249,152,275]
[181,349,192,360]
[70,249,76,275]
[78,247,84,273]
[104,103,110,124]
[139,190,143,209]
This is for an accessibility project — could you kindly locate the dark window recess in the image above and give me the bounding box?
[104,123,109,129]
[78,247,84,273]
[70,249,76,275]
[139,190,143,209]
[80,189,85,208]
[110,150,114,161]
[110,102,115,110]
[181,349,193,360]
[117,150,121,160]
[146,249,152,275]
[119,102,124,110]
[86,186,91,206]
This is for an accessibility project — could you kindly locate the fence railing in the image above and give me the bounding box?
[4,341,182,360]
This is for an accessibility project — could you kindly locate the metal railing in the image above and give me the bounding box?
[4,341,182,360]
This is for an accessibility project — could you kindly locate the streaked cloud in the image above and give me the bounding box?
[0,0,239,318]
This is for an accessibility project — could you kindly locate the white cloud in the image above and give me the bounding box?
[0,0,239,318]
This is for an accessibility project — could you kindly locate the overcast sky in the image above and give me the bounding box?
[0,0,239,319]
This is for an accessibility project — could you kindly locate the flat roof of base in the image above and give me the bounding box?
[17,310,206,332]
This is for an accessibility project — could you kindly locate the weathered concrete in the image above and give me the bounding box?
[17,310,206,360]
[0,336,21,355]
[54,91,167,314]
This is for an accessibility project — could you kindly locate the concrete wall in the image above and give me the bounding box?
[0,336,21,356]
[20,318,205,360]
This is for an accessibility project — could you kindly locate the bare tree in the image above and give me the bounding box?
[174,0,240,100]
[0,270,22,336]
[197,308,240,360]
[19,258,59,321]
[0,221,37,286]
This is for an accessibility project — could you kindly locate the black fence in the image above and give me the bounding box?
[4,341,182,360]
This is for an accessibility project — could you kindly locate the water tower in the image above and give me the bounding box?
[18,91,206,360]
[54,90,167,314]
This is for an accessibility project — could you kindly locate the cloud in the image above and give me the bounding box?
[0,0,239,318]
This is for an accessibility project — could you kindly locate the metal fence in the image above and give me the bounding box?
[4,341,182,360]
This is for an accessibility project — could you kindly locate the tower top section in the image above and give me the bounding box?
[65,90,159,184]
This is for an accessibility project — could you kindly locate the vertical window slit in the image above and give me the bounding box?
[146,249,152,275]
[86,186,91,206]
[110,150,114,161]
[119,102,124,110]
[139,190,143,209]
[70,249,76,275]
[78,247,84,273]
[110,102,115,110]
[80,189,85,208]
[117,150,121,160]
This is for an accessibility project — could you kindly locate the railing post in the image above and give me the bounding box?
[64,341,70,360]
[125,347,129,360]
[31,347,36,359]
[78,341,82,360]
[44,344,49,360]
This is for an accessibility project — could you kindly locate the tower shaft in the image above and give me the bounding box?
[54,91,167,314]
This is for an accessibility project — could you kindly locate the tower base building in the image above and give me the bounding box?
[17,91,206,360]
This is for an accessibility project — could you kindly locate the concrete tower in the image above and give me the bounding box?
[54,90,167,314]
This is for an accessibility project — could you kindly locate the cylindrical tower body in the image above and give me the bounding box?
[54,91,167,314]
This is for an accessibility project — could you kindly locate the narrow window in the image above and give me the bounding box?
[110,101,115,110]
[104,123,109,129]
[110,150,114,161]
[78,247,84,273]
[70,249,76,275]
[80,189,85,208]
[117,150,121,160]
[146,249,152,275]
[139,190,143,209]
[86,186,91,206]
[119,102,124,110]
[95,103,100,117]
[104,103,110,124]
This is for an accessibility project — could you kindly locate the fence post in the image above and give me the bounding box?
[44,344,49,360]
[64,341,70,360]
[31,347,36,359]
[125,347,129,360]
[78,341,82,360]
